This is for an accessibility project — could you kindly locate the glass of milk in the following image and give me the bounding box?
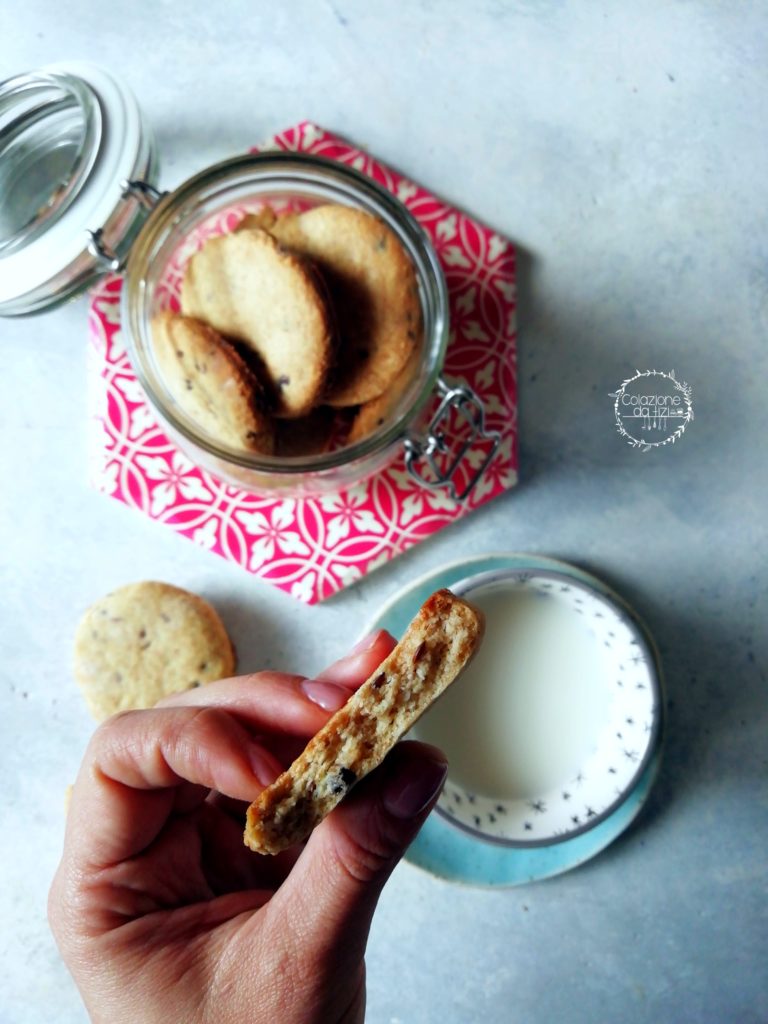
[412,568,659,845]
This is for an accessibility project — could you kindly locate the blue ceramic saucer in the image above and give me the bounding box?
[363,553,665,887]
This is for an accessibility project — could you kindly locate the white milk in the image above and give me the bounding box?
[414,585,612,800]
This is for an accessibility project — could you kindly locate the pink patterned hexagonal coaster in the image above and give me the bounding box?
[87,122,517,604]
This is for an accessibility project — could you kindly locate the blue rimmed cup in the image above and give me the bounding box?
[411,567,663,848]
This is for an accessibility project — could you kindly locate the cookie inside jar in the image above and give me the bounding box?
[150,202,424,457]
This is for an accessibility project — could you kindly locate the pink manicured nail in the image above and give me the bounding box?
[383,754,448,819]
[313,631,386,684]
[301,679,352,712]
[249,745,281,788]
[349,630,381,655]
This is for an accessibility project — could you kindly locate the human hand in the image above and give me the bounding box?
[49,631,448,1024]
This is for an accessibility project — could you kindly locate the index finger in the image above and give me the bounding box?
[157,629,397,733]
[67,704,274,868]
[64,631,397,869]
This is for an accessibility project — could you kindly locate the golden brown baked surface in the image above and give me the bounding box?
[180,228,335,417]
[244,589,484,854]
[73,581,236,720]
[270,205,422,408]
[151,311,274,453]
[347,343,422,444]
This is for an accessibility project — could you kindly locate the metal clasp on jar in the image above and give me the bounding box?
[86,178,167,271]
[403,377,501,501]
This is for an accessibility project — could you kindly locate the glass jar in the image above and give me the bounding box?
[1,62,499,499]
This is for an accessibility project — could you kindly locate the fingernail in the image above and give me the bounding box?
[249,745,281,788]
[349,630,381,655]
[301,679,352,712]
[313,631,383,683]
[383,754,448,819]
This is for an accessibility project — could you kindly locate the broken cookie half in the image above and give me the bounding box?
[244,588,485,855]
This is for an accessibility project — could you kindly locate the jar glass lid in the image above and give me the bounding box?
[0,62,156,316]
[0,71,101,258]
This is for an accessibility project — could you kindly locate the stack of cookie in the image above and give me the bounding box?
[152,204,423,456]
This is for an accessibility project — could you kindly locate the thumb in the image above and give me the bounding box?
[267,741,447,969]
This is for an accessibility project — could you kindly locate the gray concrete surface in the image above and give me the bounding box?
[1,2,766,1022]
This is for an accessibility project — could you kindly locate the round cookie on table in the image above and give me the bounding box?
[73,581,236,720]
